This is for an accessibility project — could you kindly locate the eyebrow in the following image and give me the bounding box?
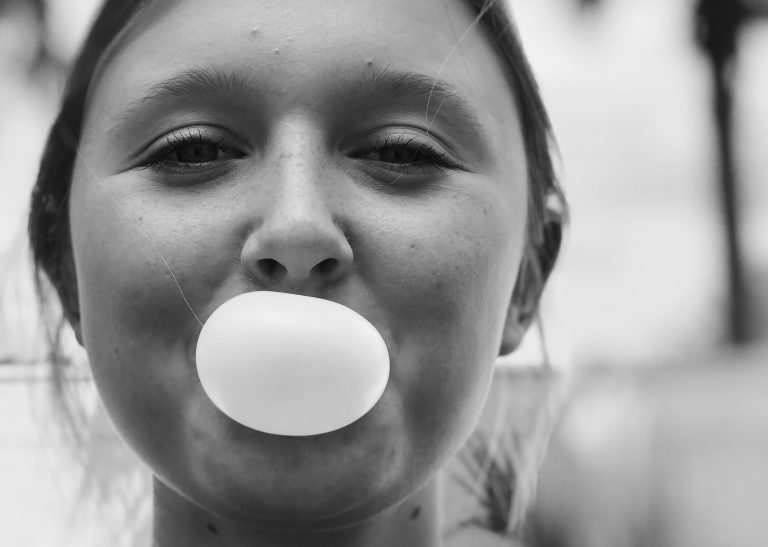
[358,65,486,133]
[110,64,489,148]
[112,66,255,125]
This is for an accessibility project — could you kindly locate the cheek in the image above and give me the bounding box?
[355,185,527,455]
[72,190,205,342]
[68,177,239,454]
[361,187,525,350]
[70,174,242,333]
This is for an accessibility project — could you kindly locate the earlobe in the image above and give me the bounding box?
[499,216,562,356]
[499,253,538,355]
[62,297,84,347]
[71,318,84,346]
[499,304,528,355]
[59,249,84,347]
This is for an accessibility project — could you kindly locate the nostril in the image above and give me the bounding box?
[256,258,286,280]
[313,258,338,277]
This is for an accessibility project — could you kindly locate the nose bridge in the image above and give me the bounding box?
[263,121,341,244]
[269,143,331,228]
[242,121,352,287]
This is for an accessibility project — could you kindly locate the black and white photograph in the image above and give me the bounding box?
[1,1,767,545]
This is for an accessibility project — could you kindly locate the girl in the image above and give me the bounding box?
[29,0,565,545]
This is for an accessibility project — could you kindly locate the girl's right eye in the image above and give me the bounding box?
[139,127,246,175]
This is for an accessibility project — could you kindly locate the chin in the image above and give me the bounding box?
[163,394,414,525]
[180,445,408,529]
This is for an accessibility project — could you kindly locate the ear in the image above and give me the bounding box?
[499,215,562,355]
[58,248,84,346]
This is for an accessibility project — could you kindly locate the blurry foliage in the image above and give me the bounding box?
[0,0,66,79]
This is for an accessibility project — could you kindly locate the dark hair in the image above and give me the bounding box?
[29,0,565,359]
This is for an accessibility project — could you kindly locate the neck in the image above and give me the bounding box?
[151,477,441,547]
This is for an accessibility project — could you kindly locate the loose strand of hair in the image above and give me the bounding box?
[426,0,493,136]
[71,147,204,329]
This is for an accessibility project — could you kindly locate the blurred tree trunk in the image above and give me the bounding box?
[695,0,752,345]
[571,0,756,345]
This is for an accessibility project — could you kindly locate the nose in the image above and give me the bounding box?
[240,158,353,289]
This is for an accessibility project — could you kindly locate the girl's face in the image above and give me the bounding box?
[69,0,528,527]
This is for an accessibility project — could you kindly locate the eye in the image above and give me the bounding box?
[140,127,246,174]
[350,132,464,175]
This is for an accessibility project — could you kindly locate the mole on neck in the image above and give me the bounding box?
[151,477,441,547]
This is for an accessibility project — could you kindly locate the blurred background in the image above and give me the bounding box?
[0,0,766,545]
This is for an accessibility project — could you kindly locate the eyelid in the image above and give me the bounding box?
[354,127,467,168]
[134,124,248,163]
[356,125,441,150]
[132,125,249,179]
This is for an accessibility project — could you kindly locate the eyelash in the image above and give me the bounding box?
[140,127,243,173]
[138,128,463,176]
[352,133,463,174]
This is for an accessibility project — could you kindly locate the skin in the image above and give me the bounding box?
[68,0,533,544]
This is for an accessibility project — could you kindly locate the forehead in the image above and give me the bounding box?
[83,0,523,166]
[104,0,499,80]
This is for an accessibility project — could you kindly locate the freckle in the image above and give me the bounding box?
[365,58,374,66]
[206,523,218,534]
[411,506,421,520]
[287,36,293,41]
[273,48,280,54]
[251,26,259,34]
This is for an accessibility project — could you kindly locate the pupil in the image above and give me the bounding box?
[178,143,218,163]
[382,147,417,164]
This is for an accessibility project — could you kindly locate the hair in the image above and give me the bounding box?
[28,0,566,537]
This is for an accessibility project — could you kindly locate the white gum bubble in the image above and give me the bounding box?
[195,292,390,436]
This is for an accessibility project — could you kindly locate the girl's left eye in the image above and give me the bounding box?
[350,133,464,174]
[140,127,246,174]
